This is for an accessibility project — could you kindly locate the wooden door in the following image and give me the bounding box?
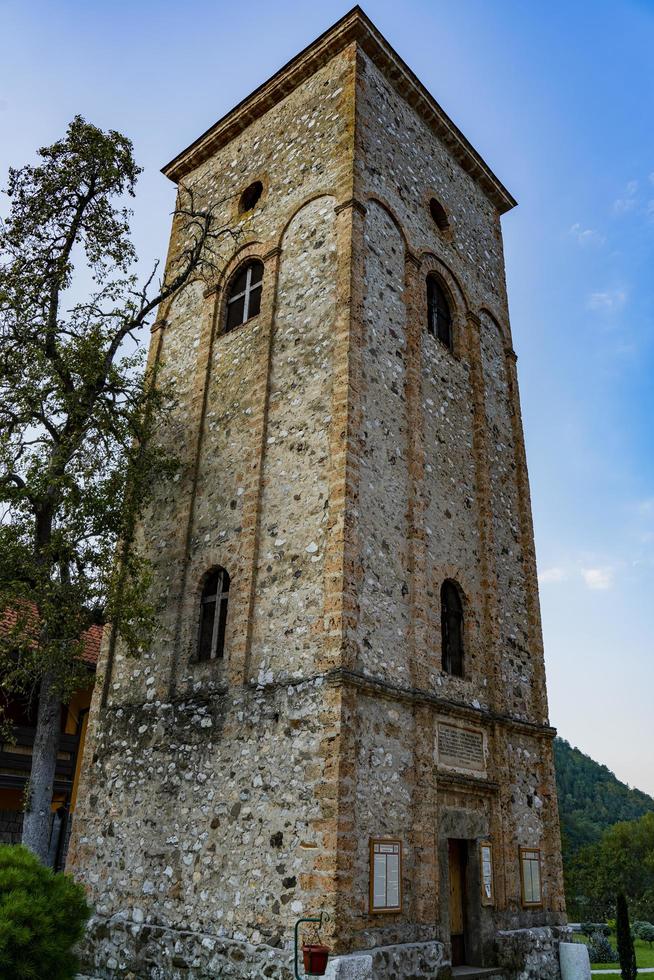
[448,839,467,967]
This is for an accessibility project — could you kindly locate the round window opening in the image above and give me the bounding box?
[429,198,450,233]
[239,180,263,214]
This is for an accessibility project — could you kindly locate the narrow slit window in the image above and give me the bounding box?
[427,276,453,350]
[197,567,230,661]
[441,579,464,677]
[225,260,263,332]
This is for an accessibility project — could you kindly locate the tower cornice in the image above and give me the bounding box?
[161,6,517,214]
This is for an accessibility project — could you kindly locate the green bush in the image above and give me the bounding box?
[587,931,618,963]
[0,844,90,980]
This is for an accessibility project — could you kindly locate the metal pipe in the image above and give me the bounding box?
[294,914,324,980]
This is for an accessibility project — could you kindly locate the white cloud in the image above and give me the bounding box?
[611,342,637,357]
[539,567,568,585]
[647,200,654,221]
[649,172,654,186]
[569,223,604,247]
[613,180,638,214]
[587,289,627,313]
[582,567,613,590]
[613,198,636,214]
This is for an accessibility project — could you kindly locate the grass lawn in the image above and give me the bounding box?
[574,932,654,971]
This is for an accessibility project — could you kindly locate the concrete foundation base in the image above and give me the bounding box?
[324,941,448,979]
[81,920,450,980]
[80,914,295,980]
[79,916,570,980]
[496,926,572,980]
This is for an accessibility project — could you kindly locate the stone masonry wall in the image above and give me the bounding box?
[70,47,358,969]
[497,926,573,980]
[346,44,565,948]
[71,681,341,966]
[101,44,356,709]
[480,311,533,721]
[355,199,411,686]
[248,196,337,681]
[69,18,566,979]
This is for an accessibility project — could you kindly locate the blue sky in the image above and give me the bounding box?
[2,0,653,793]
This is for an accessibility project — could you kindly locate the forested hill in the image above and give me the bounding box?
[554,737,654,856]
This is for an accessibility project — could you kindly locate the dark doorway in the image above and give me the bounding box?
[448,838,468,967]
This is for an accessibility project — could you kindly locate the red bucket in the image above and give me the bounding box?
[302,943,330,976]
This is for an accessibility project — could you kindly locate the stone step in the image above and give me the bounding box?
[451,969,507,980]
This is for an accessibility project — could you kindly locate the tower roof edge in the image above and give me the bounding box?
[161,6,517,214]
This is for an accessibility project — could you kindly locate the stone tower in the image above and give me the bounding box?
[69,8,568,978]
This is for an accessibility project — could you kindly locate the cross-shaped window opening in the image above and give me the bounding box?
[198,567,230,661]
[225,260,264,332]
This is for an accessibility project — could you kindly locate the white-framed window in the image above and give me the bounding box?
[519,846,543,907]
[225,260,263,332]
[370,838,402,913]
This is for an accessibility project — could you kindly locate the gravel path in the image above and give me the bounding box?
[592,969,654,975]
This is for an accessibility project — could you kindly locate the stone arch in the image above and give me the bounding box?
[278,190,339,246]
[211,240,265,293]
[420,251,469,314]
[478,305,512,351]
[246,193,338,680]
[184,551,238,669]
[430,562,483,679]
[213,245,268,337]
[431,563,477,616]
[478,308,513,403]
[365,193,410,251]
[420,258,469,358]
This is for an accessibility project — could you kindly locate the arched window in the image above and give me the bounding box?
[441,580,464,677]
[427,276,453,351]
[197,567,230,661]
[429,197,449,232]
[225,260,264,332]
[239,180,263,213]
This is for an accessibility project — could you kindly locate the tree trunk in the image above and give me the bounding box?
[21,671,61,863]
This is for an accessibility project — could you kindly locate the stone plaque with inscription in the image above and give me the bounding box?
[437,723,485,772]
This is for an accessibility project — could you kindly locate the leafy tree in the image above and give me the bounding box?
[0,116,232,860]
[554,738,654,860]
[616,892,638,980]
[567,812,654,923]
[0,843,90,980]
[582,922,610,938]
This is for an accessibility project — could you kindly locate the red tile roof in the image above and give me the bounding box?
[0,604,102,669]
[80,623,103,667]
